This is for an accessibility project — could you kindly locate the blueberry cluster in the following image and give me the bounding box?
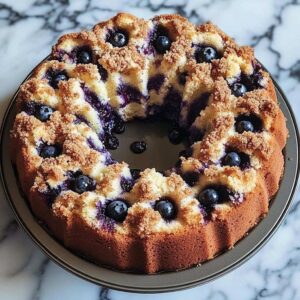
[230,71,264,97]
[45,68,69,89]
[23,102,54,122]
[197,185,241,217]
[100,195,178,225]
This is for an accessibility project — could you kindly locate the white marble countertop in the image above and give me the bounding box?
[1,0,300,299]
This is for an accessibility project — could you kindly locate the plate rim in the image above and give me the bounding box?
[0,62,299,293]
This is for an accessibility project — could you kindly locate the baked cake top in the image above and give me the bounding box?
[11,13,285,237]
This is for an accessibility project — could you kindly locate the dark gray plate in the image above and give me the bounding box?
[0,65,299,293]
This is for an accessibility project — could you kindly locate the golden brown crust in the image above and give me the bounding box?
[10,13,288,274]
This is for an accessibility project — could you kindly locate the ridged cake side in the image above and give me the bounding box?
[10,13,288,273]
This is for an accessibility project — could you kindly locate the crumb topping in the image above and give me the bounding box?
[11,13,287,239]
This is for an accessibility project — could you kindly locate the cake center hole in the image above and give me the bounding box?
[111,120,185,171]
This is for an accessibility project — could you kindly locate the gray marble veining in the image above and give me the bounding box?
[0,0,300,299]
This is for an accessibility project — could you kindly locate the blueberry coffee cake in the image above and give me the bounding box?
[10,13,288,273]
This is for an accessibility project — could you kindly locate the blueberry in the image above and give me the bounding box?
[198,188,219,207]
[51,72,68,89]
[97,64,108,82]
[77,48,92,64]
[105,199,128,222]
[35,105,53,122]
[168,127,183,144]
[130,169,141,180]
[130,141,147,154]
[108,31,128,47]
[163,89,182,121]
[236,120,254,133]
[178,72,188,85]
[43,185,62,207]
[195,46,218,63]
[222,152,241,167]
[182,171,199,186]
[251,72,264,88]
[229,72,264,96]
[40,144,61,158]
[222,150,250,169]
[189,127,204,144]
[179,147,193,158]
[105,135,119,150]
[154,198,177,220]
[117,84,145,106]
[154,35,171,54]
[73,174,95,194]
[113,118,125,134]
[147,74,165,91]
[235,114,262,133]
[120,178,134,192]
[231,82,247,97]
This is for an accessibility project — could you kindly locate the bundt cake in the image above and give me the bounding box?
[10,13,288,273]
